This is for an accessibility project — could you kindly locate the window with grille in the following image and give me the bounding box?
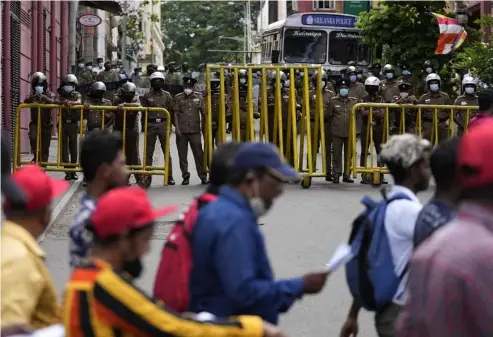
[313,0,336,10]
[43,9,47,73]
[268,0,278,24]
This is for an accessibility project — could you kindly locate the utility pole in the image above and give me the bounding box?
[243,1,247,64]
[121,16,127,71]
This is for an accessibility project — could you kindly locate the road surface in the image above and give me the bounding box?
[41,130,434,337]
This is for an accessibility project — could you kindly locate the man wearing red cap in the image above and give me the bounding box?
[397,119,493,336]
[1,165,69,329]
[64,187,286,337]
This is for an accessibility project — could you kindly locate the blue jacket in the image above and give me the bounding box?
[189,186,304,324]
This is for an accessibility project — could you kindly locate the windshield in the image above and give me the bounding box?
[328,31,370,66]
[283,29,327,64]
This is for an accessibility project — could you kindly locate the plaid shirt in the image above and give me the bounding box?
[69,194,96,267]
[396,202,493,337]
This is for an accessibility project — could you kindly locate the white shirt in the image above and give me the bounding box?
[384,185,423,305]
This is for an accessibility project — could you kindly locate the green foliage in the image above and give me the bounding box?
[455,15,493,86]
[161,1,260,68]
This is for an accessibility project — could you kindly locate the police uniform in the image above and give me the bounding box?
[97,63,121,100]
[205,88,231,147]
[392,94,419,134]
[133,68,151,89]
[418,91,452,143]
[173,80,208,185]
[359,94,386,168]
[24,90,55,163]
[454,93,478,136]
[309,88,334,175]
[327,94,358,181]
[348,81,365,135]
[57,90,82,169]
[84,97,113,131]
[141,89,174,182]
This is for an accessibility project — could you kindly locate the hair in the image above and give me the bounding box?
[3,206,46,220]
[430,138,460,190]
[80,130,123,182]
[86,221,154,247]
[478,89,493,111]
[207,142,243,194]
[226,167,267,187]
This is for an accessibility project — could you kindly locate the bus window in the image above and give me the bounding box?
[328,31,370,66]
[283,29,327,64]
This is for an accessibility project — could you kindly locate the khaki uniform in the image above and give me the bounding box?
[418,91,452,143]
[205,90,231,146]
[113,93,143,183]
[173,91,207,182]
[392,95,419,134]
[309,89,334,175]
[133,75,150,89]
[397,75,415,95]
[453,94,478,136]
[97,70,120,100]
[327,96,358,177]
[57,91,82,165]
[84,97,113,131]
[359,95,386,168]
[380,79,400,132]
[141,89,174,178]
[24,91,55,163]
[348,82,365,134]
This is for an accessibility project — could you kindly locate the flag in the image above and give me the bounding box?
[430,12,468,55]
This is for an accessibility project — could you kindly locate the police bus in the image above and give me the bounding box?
[260,12,371,76]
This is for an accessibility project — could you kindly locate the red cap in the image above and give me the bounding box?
[90,187,177,239]
[458,118,493,187]
[3,164,69,211]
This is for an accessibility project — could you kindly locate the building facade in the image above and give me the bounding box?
[139,0,165,68]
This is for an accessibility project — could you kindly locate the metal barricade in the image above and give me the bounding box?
[14,104,172,186]
[349,103,479,185]
[205,64,330,187]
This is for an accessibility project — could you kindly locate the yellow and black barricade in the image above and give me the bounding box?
[14,104,172,186]
[205,64,331,187]
[349,103,479,186]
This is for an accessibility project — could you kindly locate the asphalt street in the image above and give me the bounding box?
[41,129,434,337]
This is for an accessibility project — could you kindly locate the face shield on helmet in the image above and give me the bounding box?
[364,76,380,94]
[61,74,78,94]
[31,72,47,94]
[383,64,395,80]
[149,71,165,90]
[89,81,106,99]
[426,73,441,92]
[347,66,358,82]
[238,70,248,90]
[270,71,287,87]
[121,82,137,100]
[311,70,328,89]
[462,77,477,95]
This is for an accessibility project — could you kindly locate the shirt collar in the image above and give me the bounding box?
[219,186,252,210]
[389,185,420,203]
[2,220,45,258]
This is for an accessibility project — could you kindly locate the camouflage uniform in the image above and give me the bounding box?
[97,70,120,100]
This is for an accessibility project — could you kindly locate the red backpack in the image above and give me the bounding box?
[153,193,217,312]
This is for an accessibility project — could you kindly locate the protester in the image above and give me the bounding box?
[1,133,26,205]
[2,165,69,328]
[397,119,493,336]
[153,141,243,312]
[468,89,493,128]
[64,186,286,337]
[189,142,329,325]
[341,134,431,337]
[69,130,129,267]
[413,138,460,248]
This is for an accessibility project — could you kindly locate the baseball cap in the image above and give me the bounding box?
[3,164,69,211]
[231,142,300,182]
[90,187,177,239]
[458,118,493,187]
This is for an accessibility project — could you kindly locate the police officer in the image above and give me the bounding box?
[454,76,479,136]
[57,74,82,180]
[24,72,55,164]
[133,67,150,88]
[181,62,191,77]
[96,57,104,72]
[235,69,260,142]
[83,82,113,132]
[147,64,157,76]
[78,62,95,99]
[97,61,120,100]
[420,60,436,95]
[141,71,175,186]
[347,66,365,137]
[359,76,387,185]
[310,70,333,180]
[204,72,230,147]
[164,61,183,96]
[369,63,384,80]
[113,82,144,186]
[326,78,358,184]
[393,80,419,134]
[75,58,85,78]
[173,76,208,185]
[356,69,366,84]
[398,62,413,85]
[419,73,452,144]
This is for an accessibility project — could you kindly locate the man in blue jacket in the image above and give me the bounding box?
[189,142,330,324]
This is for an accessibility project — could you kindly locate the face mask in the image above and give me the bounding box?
[98,62,104,68]
[425,67,432,74]
[357,74,363,80]
[184,88,193,95]
[385,72,394,79]
[85,66,92,71]
[63,85,74,94]
[78,63,84,69]
[465,87,475,95]
[402,70,411,76]
[340,88,349,96]
[137,72,142,76]
[152,81,163,90]
[349,75,357,82]
[285,79,290,88]
[429,83,439,92]
[400,92,409,98]
[239,78,247,84]
[34,86,44,94]
[248,179,267,218]
[122,258,143,279]
[299,72,304,78]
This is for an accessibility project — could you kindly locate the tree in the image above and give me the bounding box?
[161,1,260,68]
[455,15,493,86]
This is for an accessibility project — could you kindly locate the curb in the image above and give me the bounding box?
[37,176,83,244]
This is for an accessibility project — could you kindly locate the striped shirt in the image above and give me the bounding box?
[396,202,493,337]
[69,194,96,267]
[63,258,264,337]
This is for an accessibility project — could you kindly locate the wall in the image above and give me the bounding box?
[295,0,344,13]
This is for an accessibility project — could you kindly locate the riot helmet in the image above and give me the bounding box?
[311,69,328,89]
[60,74,78,94]
[425,73,441,92]
[149,71,165,90]
[382,64,395,80]
[31,72,48,94]
[269,70,287,87]
[423,60,435,74]
[347,66,358,82]
[120,82,137,100]
[462,76,477,95]
[89,81,106,99]
[238,69,248,91]
[210,72,220,91]
[364,76,380,95]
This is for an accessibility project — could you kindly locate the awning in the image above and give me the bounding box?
[79,1,122,15]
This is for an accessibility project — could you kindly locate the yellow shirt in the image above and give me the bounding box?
[1,221,60,328]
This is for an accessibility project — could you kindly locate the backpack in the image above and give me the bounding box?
[345,191,411,311]
[153,193,217,312]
